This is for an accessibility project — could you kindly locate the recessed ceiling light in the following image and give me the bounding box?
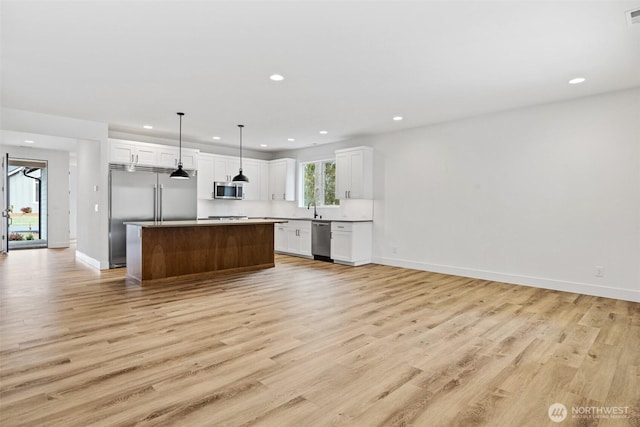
[270,74,284,81]
[393,116,403,121]
[260,144,268,147]
[212,136,220,140]
[569,77,586,85]
[287,138,295,142]
[24,140,34,144]
[143,125,153,129]
[319,130,328,135]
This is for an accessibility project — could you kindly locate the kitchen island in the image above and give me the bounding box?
[124,219,286,285]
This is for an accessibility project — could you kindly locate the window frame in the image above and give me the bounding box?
[299,159,339,208]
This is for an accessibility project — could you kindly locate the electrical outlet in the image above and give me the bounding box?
[595,266,604,277]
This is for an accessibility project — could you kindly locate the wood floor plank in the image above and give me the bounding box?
[1,247,638,426]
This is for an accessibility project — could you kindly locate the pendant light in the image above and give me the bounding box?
[232,124,249,182]
[170,112,189,179]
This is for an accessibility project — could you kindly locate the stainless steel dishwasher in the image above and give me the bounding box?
[312,220,332,262]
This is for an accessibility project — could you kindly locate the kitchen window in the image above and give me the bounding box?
[300,160,339,207]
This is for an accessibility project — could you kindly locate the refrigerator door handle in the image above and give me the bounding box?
[153,184,158,221]
[159,184,164,221]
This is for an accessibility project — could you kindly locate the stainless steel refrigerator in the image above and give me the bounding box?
[109,167,197,267]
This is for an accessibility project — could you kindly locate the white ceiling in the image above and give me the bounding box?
[2,1,640,152]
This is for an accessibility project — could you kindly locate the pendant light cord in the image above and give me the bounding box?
[178,112,184,165]
[238,124,244,171]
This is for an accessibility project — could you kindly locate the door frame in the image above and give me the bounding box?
[1,153,8,254]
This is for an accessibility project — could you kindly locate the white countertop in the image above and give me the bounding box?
[250,217,374,223]
[124,219,287,228]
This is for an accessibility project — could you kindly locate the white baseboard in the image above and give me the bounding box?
[371,256,640,303]
[76,250,108,270]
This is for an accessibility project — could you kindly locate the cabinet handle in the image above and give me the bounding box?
[348,190,351,198]
[272,194,274,200]
[131,154,134,162]
[136,154,139,163]
[283,193,286,200]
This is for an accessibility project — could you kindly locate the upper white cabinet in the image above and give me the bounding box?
[243,159,269,201]
[197,154,269,200]
[213,155,240,182]
[157,147,199,170]
[335,146,373,200]
[197,153,215,199]
[109,139,199,170]
[269,158,296,201]
[110,140,157,166]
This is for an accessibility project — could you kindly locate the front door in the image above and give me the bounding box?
[1,153,8,254]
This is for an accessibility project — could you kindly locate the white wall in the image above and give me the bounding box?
[280,88,640,302]
[1,108,110,267]
[367,89,639,302]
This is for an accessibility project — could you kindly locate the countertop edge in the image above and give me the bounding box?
[249,217,374,223]
[124,219,288,228]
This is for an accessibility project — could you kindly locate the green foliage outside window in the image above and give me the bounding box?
[302,160,339,207]
[303,163,316,207]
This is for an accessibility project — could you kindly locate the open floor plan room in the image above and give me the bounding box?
[1,248,638,426]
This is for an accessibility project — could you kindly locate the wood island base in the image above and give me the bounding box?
[125,221,280,285]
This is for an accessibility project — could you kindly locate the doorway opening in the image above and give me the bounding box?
[7,158,48,250]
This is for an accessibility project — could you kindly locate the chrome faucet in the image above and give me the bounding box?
[308,201,319,218]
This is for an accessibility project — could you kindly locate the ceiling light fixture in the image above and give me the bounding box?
[232,125,249,182]
[287,138,295,142]
[319,130,328,135]
[24,140,35,144]
[169,112,189,179]
[143,125,153,129]
[260,144,268,147]
[270,74,284,81]
[212,136,220,140]
[569,77,586,85]
[393,116,403,121]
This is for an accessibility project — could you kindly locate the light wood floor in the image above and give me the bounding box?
[0,247,638,426]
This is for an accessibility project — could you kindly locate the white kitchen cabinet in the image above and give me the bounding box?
[109,139,158,166]
[109,139,199,170]
[274,224,288,252]
[197,153,268,200]
[157,147,199,170]
[213,155,240,182]
[242,159,269,201]
[331,221,372,266]
[197,153,215,199]
[269,158,296,201]
[275,220,312,257]
[335,146,373,200]
[180,149,199,170]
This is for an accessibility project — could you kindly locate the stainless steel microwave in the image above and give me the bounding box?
[213,181,243,199]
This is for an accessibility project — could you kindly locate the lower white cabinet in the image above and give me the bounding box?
[331,222,372,266]
[274,220,312,257]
